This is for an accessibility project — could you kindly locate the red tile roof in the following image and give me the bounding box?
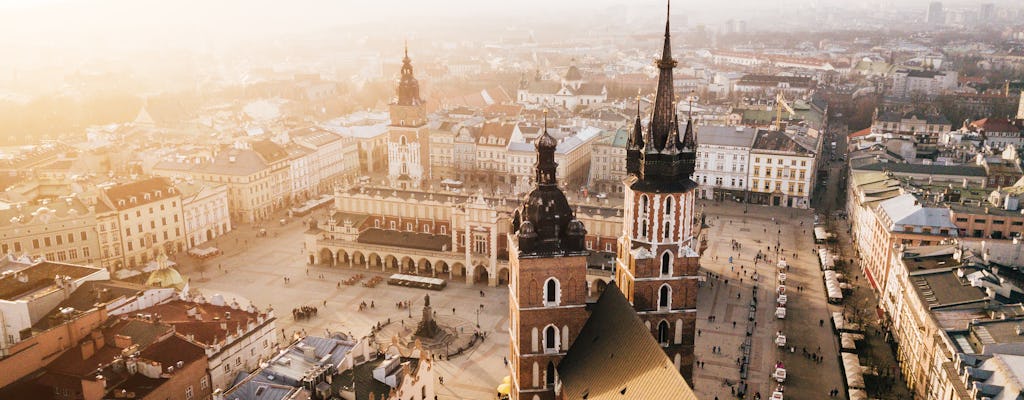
[103,177,178,211]
[849,127,873,138]
[134,300,264,347]
[972,118,1021,133]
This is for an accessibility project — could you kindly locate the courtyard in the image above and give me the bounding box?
[175,200,847,399]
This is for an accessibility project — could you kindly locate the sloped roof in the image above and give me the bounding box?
[103,177,177,211]
[558,284,698,400]
[752,129,814,154]
[565,65,583,81]
[877,193,956,230]
[696,125,757,147]
[972,118,1022,133]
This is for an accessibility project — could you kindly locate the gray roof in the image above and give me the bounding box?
[558,285,698,400]
[910,268,987,309]
[856,162,988,177]
[696,125,757,147]
[877,194,957,231]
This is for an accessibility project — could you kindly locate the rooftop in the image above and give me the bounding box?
[558,285,698,400]
[0,261,106,301]
[752,129,814,154]
[696,125,757,148]
[909,268,988,310]
[357,229,450,252]
[103,177,178,211]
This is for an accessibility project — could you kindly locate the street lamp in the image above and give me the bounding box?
[476,304,484,328]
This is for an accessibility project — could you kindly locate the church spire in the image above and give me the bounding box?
[628,96,644,150]
[396,43,422,106]
[536,110,558,186]
[649,0,678,152]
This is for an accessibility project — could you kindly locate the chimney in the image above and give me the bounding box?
[114,334,133,349]
[92,331,105,349]
[80,339,96,360]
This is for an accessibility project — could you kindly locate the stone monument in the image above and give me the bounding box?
[414,294,439,338]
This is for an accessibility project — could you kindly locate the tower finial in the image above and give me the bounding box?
[543,109,548,132]
[404,40,408,59]
[687,90,696,120]
[665,0,671,38]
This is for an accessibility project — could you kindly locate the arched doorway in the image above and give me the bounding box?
[336,249,349,266]
[319,248,334,266]
[436,261,449,275]
[418,258,432,275]
[351,251,365,267]
[368,253,381,268]
[206,229,213,241]
[498,267,510,285]
[384,255,398,270]
[451,263,466,280]
[401,257,414,273]
[474,265,489,284]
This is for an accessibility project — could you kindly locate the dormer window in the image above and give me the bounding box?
[143,194,150,201]
[130,197,137,204]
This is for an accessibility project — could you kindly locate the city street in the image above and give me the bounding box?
[693,201,844,400]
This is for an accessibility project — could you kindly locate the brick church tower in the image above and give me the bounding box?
[615,1,700,384]
[508,115,590,400]
[387,44,430,189]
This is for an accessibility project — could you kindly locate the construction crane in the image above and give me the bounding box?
[774,92,796,131]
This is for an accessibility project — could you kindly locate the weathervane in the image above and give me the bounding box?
[685,90,699,120]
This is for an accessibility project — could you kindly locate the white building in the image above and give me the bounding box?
[694,125,757,201]
[748,129,820,208]
[891,69,958,98]
[97,177,188,268]
[517,64,608,109]
[176,180,231,249]
[286,145,319,201]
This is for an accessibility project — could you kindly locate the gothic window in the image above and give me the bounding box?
[546,361,556,387]
[664,221,671,239]
[657,320,670,345]
[641,220,648,239]
[544,278,560,306]
[664,196,672,215]
[640,195,648,215]
[661,252,672,275]
[544,325,558,353]
[659,284,671,309]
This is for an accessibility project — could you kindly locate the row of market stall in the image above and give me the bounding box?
[833,312,870,400]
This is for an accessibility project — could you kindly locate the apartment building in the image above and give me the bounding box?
[748,129,818,208]
[153,140,292,223]
[0,196,101,265]
[694,125,756,201]
[176,180,231,249]
[97,177,187,269]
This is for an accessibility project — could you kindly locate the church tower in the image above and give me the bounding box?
[508,114,590,400]
[387,43,430,189]
[616,1,700,384]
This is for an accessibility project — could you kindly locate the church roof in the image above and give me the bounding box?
[565,64,583,82]
[558,284,698,400]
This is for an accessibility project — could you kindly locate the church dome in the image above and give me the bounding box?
[145,266,186,289]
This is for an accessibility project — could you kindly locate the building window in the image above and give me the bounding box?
[664,196,672,215]
[544,278,560,306]
[389,221,396,230]
[543,325,559,353]
[186,385,193,400]
[661,252,672,276]
[659,284,672,309]
[440,226,447,234]
[664,222,671,239]
[657,320,670,345]
[200,377,208,390]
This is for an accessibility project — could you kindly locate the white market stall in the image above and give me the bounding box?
[841,353,866,389]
